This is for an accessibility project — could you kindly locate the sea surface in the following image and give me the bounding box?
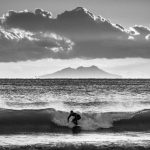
[0,79,150,149]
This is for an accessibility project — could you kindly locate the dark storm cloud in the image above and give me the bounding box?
[0,7,150,62]
[2,8,125,35]
[2,9,53,31]
[0,27,74,62]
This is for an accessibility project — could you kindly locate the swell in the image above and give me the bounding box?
[111,109,150,131]
[0,108,70,134]
[0,108,150,134]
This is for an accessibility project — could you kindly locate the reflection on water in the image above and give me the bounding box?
[1,132,150,147]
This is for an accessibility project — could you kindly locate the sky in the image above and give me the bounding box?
[0,0,150,78]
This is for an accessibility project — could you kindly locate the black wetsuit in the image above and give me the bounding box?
[68,112,81,125]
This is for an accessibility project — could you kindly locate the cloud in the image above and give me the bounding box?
[133,25,150,35]
[131,25,150,40]
[146,34,150,40]
[0,27,74,62]
[0,7,150,62]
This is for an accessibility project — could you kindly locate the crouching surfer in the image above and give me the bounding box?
[67,110,81,126]
[68,110,81,134]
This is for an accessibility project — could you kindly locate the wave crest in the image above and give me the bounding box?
[0,108,149,134]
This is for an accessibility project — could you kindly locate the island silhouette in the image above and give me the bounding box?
[39,65,121,78]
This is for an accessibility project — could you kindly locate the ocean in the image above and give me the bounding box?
[0,79,150,150]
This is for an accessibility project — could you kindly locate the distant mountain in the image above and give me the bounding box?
[39,66,121,78]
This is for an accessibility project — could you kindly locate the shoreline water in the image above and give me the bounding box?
[1,132,150,147]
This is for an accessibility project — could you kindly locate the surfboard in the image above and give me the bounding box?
[72,125,81,134]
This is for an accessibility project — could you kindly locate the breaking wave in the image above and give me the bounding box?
[0,108,150,134]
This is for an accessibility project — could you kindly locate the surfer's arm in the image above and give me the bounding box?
[67,114,71,122]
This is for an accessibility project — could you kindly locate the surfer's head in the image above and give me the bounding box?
[70,110,73,114]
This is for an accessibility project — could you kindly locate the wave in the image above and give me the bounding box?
[112,109,150,131]
[0,108,150,134]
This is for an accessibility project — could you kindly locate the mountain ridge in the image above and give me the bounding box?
[39,65,121,79]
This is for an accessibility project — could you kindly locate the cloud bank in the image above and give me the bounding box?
[0,27,74,62]
[0,7,150,62]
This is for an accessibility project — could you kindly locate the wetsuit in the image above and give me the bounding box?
[68,112,81,125]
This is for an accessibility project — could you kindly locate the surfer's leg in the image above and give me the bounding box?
[72,118,78,125]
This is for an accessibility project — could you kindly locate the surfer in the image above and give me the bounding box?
[67,110,81,125]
